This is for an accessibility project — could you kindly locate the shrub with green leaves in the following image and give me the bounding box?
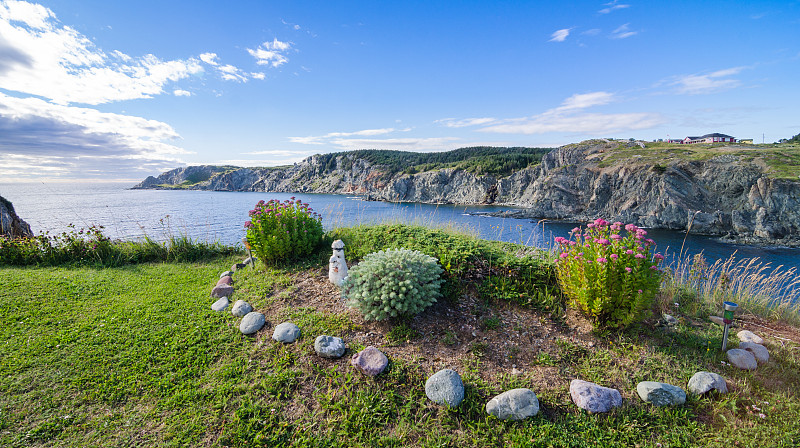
[245,198,323,264]
[343,248,444,321]
[555,218,664,329]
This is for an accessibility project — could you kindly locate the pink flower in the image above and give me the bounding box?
[554,237,568,244]
[610,254,618,260]
[625,224,638,232]
[625,267,632,273]
[559,252,569,258]
[571,227,581,233]
[626,250,635,255]
[638,289,643,294]
[611,234,622,240]
[759,413,766,419]
[597,257,608,263]
[654,253,665,260]
[635,254,645,259]
[650,266,658,270]
[593,218,609,227]
[596,238,610,245]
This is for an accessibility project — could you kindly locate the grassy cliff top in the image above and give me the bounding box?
[595,141,800,180]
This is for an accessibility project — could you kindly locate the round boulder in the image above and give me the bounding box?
[211,284,234,299]
[211,297,229,311]
[485,388,539,421]
[687,371,728,395]
[726,348,757,370]
[216,276,233,286]
[737,330,764,344]
[570,379,622,413]
[425,369,464,407]
[219,271,233,279]
[738,342,769,364]
[230,300,252,317]
[272,322,301,343]
[239,312,265,335]
[636,381,686,406]
[351,346,388,377]
[315,335,346,358]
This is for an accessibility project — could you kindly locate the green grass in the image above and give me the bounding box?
[2,226,800,447]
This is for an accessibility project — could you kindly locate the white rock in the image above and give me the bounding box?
[570,379,622,413]
[272,322,301,343]
[726,348,757,370]
[485,388,539,420]
[239,312,265,335]
[314,335,346,358]
[230,300,252,317]
[738,342,769,364]
[425,369,464,407]
[211,297,229,311]
[636,381,686,406]
[737,330,764,344]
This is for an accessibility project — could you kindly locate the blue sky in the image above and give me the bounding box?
[0,0,798,181]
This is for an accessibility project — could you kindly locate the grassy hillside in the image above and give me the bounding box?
[596,141,800,180]
[2,225,799,447]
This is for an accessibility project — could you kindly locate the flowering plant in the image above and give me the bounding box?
[554,218,665,329]
[245,197,323,264]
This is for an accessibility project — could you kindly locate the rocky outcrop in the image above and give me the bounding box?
[132,141,800,244]
[0,195,33,238]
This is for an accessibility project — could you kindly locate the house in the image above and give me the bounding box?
[680,133,736,144]
[739,138,754,144]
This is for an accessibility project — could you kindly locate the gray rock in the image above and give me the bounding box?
[272,322,301,343]
[570,379,622,413]
[486,388,540,420]
[662,313,678,326]
[737,330,764,344]
[211,297,229,311]
[687,371,728,395]
[239,312,265,335]
[636,381,686,406]
[727,348,757,370]
[425,369,464,407]
[739,342,769,364]
[314,335,346,358]
[219,271,233,279]
[351,346,388,376]
[230,300,252,317]
[211,284,234,298]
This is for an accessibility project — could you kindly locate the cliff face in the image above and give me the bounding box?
[0,195,33,238]
[132,141,800,243]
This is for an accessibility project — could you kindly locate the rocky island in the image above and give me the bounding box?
[133,140,800,246]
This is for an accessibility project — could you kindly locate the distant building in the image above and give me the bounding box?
[739,138,754,144]
[680,133,736,144]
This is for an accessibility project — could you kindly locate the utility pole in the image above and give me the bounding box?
[763,133,765,144]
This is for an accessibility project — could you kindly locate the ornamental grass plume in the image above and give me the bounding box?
[555,218,664,329]
[245,197,323,264]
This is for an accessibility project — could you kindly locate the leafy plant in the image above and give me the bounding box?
[554,218,664,329]
[342,248,444,321]
[245,197,323,264]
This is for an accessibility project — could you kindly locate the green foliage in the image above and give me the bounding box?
[555,218,664,329]
[0,223,235,267]
[245,197,324,264]
[342,248,444,321]
[313,146,552,178]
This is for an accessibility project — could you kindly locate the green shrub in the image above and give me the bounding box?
[343,248,444,321]
[245,198,323,264]
[555,218,664,329]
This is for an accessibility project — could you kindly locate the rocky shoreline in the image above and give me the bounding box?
[133,140,800,247]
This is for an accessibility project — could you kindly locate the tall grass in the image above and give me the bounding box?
[661,252,800,325]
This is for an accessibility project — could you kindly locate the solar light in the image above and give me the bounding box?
[721,301,738,351]
[242,236,254,269]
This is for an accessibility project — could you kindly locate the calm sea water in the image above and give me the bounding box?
[2,182,798,293]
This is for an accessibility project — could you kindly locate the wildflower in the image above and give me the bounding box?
[626,249,634,255]
[554,237,568,244]
[597,257,608,263]
[610,254,618,260]
[650,266,658,270]
[610,234,622,240]
[571,227,581,233]
[635,254,645,259]
[759,413,766,419]
[559,252,569,259]
[654,253,665,260]
[638,289,643,294]
[625,224,638,232]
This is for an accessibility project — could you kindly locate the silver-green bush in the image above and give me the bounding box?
[343,248,444,321]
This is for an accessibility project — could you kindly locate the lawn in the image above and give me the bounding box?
[1,227,799,447]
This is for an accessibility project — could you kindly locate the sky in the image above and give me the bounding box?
[0,0,798,181]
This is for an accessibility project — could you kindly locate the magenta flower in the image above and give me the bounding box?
[625,267,632,273]
[610,254,618,260]
[626,249,635,255]
[654,253,665,260]
[597,257,608,263]
[571,227,581,233]
[554,236,568,244]
[625,224,638,232]
[559,252,569,259]
[638,289,643,294]
[597,238,610,245]
[611,234,622,241]
[635,254,645,259]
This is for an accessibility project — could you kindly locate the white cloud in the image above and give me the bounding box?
[173,89,192,97]
[475,91,664,135]
[329,137,463,152]
[199,52,219,65]
[549,28,571,42]
[610,23,637,39]
[599,1,630,14]
[248,38,292,67]
[251,72,266,80]
[670,66,746,95]
[218,64,248,82]
[289,127,406,145]
[435,117,497,128]
[0,91,189,179]
[0,0,203,105]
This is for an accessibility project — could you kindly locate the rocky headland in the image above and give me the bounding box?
[133,140,800,246]
[0,195,33,238]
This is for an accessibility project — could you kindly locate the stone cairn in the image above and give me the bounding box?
[206,257,775,420]
[328,239,348,287]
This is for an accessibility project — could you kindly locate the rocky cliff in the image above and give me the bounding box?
[0,195,33,238]
[133,141,800,244]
